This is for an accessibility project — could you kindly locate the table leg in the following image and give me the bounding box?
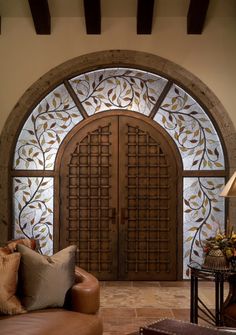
[215,274,220,326]
[190,273,198,324]
[219,276,224,326]
[215,273,224,326]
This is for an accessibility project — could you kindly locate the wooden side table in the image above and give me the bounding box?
[188,263,233,326]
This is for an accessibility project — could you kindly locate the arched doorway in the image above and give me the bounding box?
[59,112,179,280]
[1,51,235,280]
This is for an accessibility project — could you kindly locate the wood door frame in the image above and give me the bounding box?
[55,110,184,279]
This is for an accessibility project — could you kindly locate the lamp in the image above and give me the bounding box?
[220,171,236,197]
[220,171,236,237]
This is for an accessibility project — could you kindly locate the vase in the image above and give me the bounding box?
[203,248,229,270]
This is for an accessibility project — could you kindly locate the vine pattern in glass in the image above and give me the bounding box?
[13,177,53,255]
[69,68,168,116]
[154,84,225,170]
[13,84,83,170]
[183,177,225,278]
[11,68,227,277]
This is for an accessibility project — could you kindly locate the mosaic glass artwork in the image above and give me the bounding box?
[12,67,226,276]
[13,177,54,255]
[69,68,168,116]
[13,84,83,170]
[183,177,225,278]
[154,84,225,170]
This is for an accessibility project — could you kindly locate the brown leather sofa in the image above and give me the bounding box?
[0,240,103,335]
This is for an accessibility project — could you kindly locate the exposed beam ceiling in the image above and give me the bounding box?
[0,0,226,36]
[83,0,101,34]
[187,0,210,34]
[28,0,51,35]
[137,0,155,34]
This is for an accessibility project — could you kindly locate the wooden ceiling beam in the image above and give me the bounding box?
[83,0,101,34]
[137,0,155,34]
[187,0,210,34]
[28,0,51,35]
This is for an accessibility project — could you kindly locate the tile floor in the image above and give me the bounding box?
[99,280,229,335]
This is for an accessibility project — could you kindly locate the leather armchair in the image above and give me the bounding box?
[68,266,100,314]
[0,239,103,335]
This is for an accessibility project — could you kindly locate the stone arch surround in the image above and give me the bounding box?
[0,49,236,246]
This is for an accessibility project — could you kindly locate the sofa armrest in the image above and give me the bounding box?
[69,266,100,314]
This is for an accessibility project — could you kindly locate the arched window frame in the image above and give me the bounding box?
[9,67,227,280]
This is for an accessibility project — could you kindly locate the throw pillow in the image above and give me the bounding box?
[17,244,76,311]
[0,253,26,315]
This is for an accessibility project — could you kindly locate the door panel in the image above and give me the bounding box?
[60,117,118,280]
[60,114,177,280]
[119,116,177,280]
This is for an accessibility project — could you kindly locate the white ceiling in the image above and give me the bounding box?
[0,0,235,18]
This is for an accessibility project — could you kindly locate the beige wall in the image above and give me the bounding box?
[0,15,236,133]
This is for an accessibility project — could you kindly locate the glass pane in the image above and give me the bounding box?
[13,84,83,170]
[183,177,225,278]
[69,68,168,116]
[154,84,225,170]
[13,177,54,255]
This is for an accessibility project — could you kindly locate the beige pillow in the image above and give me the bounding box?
[0,253,26,315]
[17,244,76,311]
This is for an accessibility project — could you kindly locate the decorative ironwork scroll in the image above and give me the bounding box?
[183,177,225,278]
[69,68,168,116]
[13,84,83,170]
[11,67,227,278]
[154,84,225,170]
[13,177,54,255]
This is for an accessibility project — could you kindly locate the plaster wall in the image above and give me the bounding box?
[0,15,236,133]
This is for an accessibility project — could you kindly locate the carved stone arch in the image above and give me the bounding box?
[0,50,235,278]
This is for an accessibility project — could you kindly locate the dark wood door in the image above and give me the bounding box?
[60,114,178,280]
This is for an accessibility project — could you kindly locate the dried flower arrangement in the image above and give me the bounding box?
[203,229,236,269]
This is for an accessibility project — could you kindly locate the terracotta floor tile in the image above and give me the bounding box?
[159,281,190,287]
[102,281,133,287]
[132,281,161,287]
[171,308,190,321]
[100,307,136,318]
[100,281,217,334]
[136,308,174,318]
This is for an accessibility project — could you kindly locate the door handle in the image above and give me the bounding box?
[121,208,128,225]
[109,208,116,224]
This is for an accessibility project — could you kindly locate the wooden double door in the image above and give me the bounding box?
[60,114,178,280]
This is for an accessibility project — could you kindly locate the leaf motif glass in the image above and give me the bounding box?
[69,68,168,116]
[13,84,83,170]
[13,177,54,255]
[183,177,225,278]
[11,68,227,276]
[154,84,225,170]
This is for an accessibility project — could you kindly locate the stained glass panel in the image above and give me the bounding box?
[69,68,168,116]
[13,84,83,170]
[11,67,227,277]
[13,177,54,255]
[183,177,225,278]
[154,84,225,170]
